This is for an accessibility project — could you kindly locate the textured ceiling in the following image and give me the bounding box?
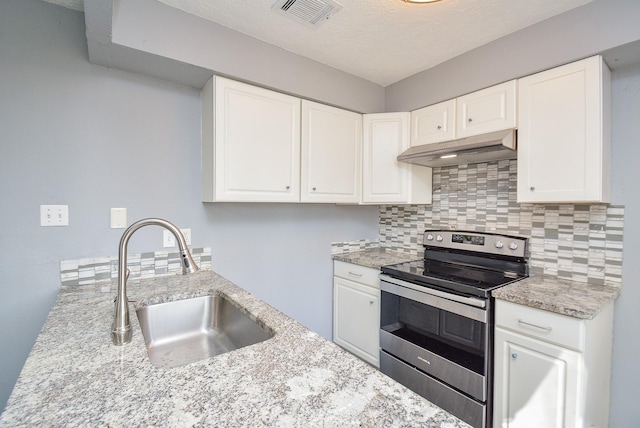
[43,0,594,86]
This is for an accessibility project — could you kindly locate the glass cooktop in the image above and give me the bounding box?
[381,259,526,298]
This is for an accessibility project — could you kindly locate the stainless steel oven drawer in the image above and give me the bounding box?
[380,350,485,428]
[380,328,485,401]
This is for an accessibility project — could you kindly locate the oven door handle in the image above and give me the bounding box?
[379,274,487,323]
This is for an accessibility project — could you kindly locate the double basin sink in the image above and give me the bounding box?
[136,294,274,369]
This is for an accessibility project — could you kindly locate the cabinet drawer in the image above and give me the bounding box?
[495,300,584,351]
[333,260,380,288]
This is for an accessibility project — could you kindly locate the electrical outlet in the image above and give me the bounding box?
[40,205,69,226]
[163,229,191,247]
[180,228,192,246]
[163,230,176,248]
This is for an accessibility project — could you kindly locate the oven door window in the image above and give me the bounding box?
[381,290,485,375]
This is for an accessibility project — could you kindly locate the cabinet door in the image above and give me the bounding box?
[301,100,362,203]
[410,99,456,146]
[202,76,301,202]
[362,112,432,204]
[517,56,610,203]
[457,80,517,138]
[494,327,582,428]
[333,276,380,367]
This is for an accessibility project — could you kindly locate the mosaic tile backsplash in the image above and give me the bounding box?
[334,160,624,287]
[60,247,212,286]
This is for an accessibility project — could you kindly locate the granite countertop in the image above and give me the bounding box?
[0,270,469,427]
[493,275,620,320]
[332,248,421,270]
[334,248,619,321]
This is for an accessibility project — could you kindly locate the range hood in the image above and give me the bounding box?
[397,129,517,168]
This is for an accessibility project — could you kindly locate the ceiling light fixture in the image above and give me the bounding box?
[403,0,442,3]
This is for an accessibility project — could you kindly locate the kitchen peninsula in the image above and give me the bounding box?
[0,270,469,427]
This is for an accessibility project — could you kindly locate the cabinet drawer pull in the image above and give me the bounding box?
[348,271,363,278]
[468,117,473,122]
[437,125,442,130]
[518,319,552,332]
[369,300,375,305]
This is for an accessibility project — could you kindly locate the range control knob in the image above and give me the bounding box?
[426,233,434,241]
[436,235,444,242]
[509,242,519,251]
[495,240,504,249]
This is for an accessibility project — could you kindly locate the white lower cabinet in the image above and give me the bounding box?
[333,261,380,367]
[494,327,581,428]
[494,300,614,428]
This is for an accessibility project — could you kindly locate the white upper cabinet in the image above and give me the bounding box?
[410,99,456,146]
[362,112,432,204]
[410,81,517,147]
[301,100,362,203]
[456,80,517,138]
[201,76,301,202]
[517,56,611,203]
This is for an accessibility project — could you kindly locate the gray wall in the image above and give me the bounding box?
[385,0,640,111]
[384,1,640,425]
[105,0,386,113]
[0,0,379,411]
[608,62,640,425]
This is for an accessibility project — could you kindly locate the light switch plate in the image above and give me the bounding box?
[40,205,69,226]
[110,208,127,229]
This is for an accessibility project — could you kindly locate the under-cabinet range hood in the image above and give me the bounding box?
[397,129,517,167]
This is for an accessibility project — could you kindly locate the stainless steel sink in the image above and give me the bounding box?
[136,294,274,368]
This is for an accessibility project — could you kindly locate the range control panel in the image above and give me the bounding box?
[452,233,485,246]
[423,230,527,258]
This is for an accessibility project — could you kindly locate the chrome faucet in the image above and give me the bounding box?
[111,218,199,345]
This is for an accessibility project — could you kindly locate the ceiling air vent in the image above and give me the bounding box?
[271,0,343,29]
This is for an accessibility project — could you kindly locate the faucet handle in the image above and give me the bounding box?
[113,296,137,304]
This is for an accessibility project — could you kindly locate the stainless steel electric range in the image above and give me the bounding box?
[379,230,528,428]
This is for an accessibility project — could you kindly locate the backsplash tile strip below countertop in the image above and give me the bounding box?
[60,247,212,286]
